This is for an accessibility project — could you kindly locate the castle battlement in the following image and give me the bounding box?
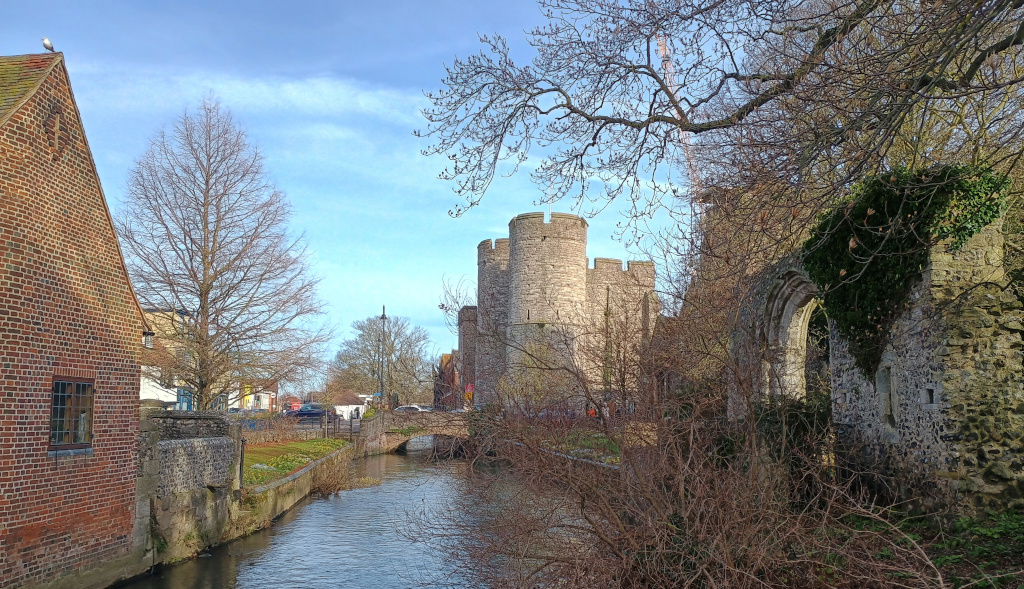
[478,237,510,255]
[627,260,656,280]
[591,257,625,271]
[587,258,657,288]
[510,211,589,233]
[460,212,659,405]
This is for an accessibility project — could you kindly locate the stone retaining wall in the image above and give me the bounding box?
[42,410,356,586]
[225,446,355,540]
[145,413,354,566]
[150,434,240,563]
[156,437,236,496]
[355,414,385,455]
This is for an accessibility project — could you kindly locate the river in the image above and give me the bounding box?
[117,437,475,589]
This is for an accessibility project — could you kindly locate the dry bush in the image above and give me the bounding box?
[310,450,353,496]
[421,282,947,587]
[268,416,300,442]
[413,385,945,588]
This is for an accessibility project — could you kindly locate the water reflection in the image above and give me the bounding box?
[117,437,474,589]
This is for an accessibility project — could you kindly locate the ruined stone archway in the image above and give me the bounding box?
[763,270,819,399]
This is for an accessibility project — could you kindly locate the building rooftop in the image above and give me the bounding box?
[0,53,61,123]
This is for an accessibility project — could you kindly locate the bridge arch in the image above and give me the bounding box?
[379,413,470,454]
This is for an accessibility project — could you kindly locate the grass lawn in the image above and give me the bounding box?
[542,429,622,465]
[243,438,348,487]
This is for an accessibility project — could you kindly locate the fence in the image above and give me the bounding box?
[235,414,356,444]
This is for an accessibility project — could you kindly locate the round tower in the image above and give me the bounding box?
[475,238,510,405]
[506,213,588,383]
[508,212,589,326]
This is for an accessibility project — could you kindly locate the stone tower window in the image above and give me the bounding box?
[877,365,896,428]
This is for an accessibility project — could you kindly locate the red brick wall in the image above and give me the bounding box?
[0,57,144,588]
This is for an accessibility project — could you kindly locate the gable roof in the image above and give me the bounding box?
[0,53,62,127]
[0,51,151,333]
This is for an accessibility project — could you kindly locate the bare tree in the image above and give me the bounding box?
[328,315,434,406]
[117,97,329,410]
[420,0,1024,250]
[415,2,1024,585]
[438,274,477,336]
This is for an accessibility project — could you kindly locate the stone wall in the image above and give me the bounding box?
[477,238,510,404]
[355,413,386,455]
[156,438,236,496]
[732,222,1024,512]
[584,258,659,386]
[142,411,355,567]
[831,223,1024,510]
[143,409,229,439]
[143,413,241,564]
[239,425,321,445]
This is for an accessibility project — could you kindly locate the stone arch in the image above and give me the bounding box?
[380,414,470,453]
[393,433,468,455]
[763,270,819,399]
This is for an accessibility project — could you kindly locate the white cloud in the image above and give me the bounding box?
[72,62,425,126]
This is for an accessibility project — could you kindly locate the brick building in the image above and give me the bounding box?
[433,351,461,410]
[0,53,149,588]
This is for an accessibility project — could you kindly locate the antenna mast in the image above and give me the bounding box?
[657,34,702,200]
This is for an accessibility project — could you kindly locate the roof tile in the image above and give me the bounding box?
[0,53,61,122]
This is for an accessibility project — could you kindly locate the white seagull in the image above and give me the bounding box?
[41,37,54,52]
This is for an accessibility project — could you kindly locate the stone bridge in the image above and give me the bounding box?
[358,411,469,454]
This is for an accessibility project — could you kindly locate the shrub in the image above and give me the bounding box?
[803,165,1009,374]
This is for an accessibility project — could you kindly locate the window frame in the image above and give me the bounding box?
[49,378,96,450]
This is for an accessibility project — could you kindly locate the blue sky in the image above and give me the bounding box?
[1,0,648,354]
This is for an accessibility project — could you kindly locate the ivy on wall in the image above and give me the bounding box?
[802,165,1009,375]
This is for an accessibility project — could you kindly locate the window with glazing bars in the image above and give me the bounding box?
[50,380,94,447]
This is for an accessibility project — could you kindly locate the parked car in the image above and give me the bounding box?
[416,404,434,412]
[395,405,427,412]
[285,403,335,420]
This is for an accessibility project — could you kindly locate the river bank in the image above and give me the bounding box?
[116,438,474,589]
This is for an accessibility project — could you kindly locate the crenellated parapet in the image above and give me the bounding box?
[465,211,658,405]
[508,212,588,326]
[478,237,510,263]
[585,258,660,357]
